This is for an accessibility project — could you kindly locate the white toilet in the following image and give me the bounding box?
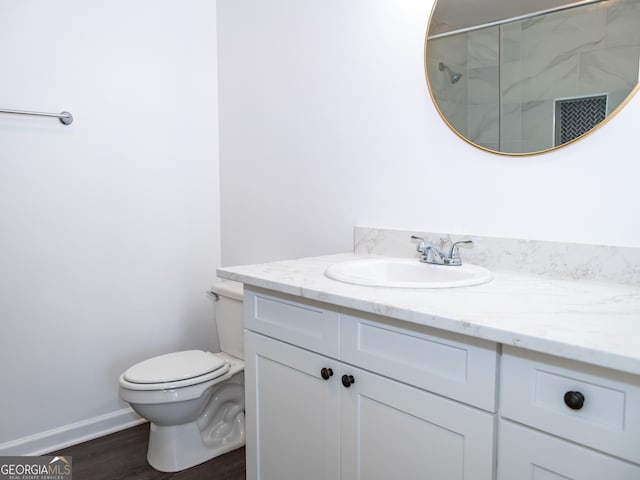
[119,281,245,472]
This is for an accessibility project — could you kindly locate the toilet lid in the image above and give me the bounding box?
[123,350,227,384]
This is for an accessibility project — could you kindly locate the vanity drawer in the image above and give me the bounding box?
[501,346,640,464]
[341,311,498,411]
[244,286,340,358]
[498,419,640,479]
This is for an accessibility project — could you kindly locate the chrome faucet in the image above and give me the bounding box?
[410,235,473,266]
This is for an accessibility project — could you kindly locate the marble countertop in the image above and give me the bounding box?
[217,253,640,376]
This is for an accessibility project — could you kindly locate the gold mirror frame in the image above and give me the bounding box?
[424,0,640,156]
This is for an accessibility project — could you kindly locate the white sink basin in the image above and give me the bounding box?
[325,257,492,288]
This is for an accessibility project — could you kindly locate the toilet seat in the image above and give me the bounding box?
[120,350,230,391]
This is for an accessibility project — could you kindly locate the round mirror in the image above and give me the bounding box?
[425,0,640,155]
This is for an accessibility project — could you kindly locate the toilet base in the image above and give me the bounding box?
[120,353,246,472]
[147,413,246,472]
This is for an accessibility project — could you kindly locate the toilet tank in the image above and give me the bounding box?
[210,280,244,360]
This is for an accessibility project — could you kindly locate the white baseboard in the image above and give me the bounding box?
[0,408,147,456]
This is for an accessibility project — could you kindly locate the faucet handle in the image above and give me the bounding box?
[411,235,427,253]
[411,235,449,264]
[448,240,473,263]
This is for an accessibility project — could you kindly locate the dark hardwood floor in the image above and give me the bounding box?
[47,423,246,480]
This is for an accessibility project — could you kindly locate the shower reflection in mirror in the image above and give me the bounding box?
[425,0,640,155]
[439,62,463,84]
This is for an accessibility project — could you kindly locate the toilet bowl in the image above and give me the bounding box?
[118,281,245,472]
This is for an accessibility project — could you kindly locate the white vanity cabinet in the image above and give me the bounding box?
[498,346,640,479]
[243,286,498,480]
[244,330,341,480]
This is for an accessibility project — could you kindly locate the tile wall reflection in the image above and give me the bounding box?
[427,0,640,154]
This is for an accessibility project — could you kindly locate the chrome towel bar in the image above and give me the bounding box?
[0,108,73,125]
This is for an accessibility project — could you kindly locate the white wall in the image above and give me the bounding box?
[217,0,640,267]
[0,1,220,453]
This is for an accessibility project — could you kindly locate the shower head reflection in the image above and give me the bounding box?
[438,62,462,84]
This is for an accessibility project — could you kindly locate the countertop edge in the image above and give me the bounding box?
[217,260,640,377]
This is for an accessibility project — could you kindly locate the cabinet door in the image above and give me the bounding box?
[244,331,340,480]
[341,366,495,480]
[498,420,640,480]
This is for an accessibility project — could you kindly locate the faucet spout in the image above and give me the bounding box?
[410,236,474,266]
[411,235,449,265]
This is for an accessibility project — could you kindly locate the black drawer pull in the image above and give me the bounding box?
[564,391,585,410]
[320,367,333,380]
[342,374,355,388]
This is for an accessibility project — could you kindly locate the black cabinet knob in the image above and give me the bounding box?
[564,391,585,410]
[341,374,355,388]
[320,367,333,380]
